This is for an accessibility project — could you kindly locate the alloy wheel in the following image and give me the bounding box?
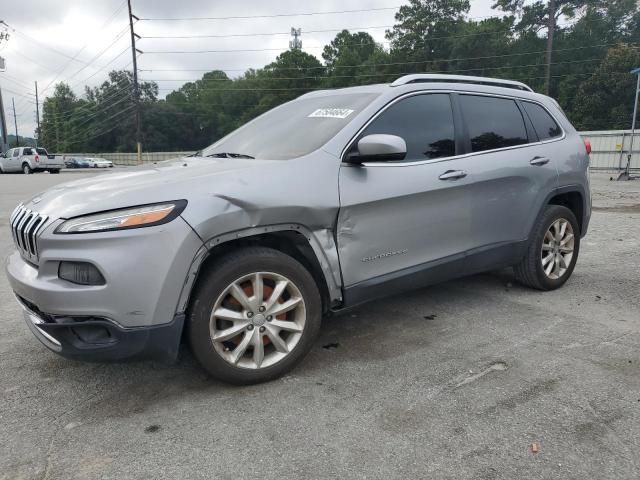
[541,218,574,280]
[209,272,306,369]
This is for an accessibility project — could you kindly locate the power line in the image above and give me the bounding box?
[144,57,604,83]
[39,1,129,95]
[140,42,632,75]
[1,86,36,103]
[63,105,136,146]
[140,24,397,39]
[137,6,404,22]
[139,20,577,42]
[42,81,134,119]
[8,27,107,68]
[70,49,132,90]
[141,38,619,56]
[151,71,599,94]
[61,26,131,91]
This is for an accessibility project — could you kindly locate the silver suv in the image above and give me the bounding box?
[6,74,591,384]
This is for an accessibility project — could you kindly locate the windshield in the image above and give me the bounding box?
[201,92,379,160]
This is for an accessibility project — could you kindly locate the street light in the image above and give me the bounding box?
[618,67,640,181]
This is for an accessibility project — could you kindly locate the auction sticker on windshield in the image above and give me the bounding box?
[308,108,354,119]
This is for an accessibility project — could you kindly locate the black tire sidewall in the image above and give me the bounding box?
[532,205,580,290]
[187,247,322,385]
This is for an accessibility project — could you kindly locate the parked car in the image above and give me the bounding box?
[64,157,91,169]
[85,157,113,168]
[0,146,63,174]
[6,74,591,385]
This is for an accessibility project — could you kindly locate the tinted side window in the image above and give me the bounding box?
[362,94,455,160]
[460,95,528,153]
[23,148,34,155]
[522,102,562,140]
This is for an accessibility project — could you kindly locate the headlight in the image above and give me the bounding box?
[55,200,187,234]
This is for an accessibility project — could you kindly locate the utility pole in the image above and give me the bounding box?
[0,21,9,153]
[34,81,40,147]
[618,67,640,181]
[0,86,7,153]
[127,0,142,164]
[544,0,556,96]
[11,97,19,147]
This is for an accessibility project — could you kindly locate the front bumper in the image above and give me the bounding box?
[6,215,203,360]
[17,295,185,361]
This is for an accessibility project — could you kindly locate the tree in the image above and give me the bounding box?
[322,31,384,87]
[40,83,78,152]
[571,45,640,130]
[492,0,588,33]
[387,0,471,71]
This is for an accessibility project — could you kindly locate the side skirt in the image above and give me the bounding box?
[341,240,527,309]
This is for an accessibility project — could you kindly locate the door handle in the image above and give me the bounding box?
[439,170,467,180]
[530,156,550,166]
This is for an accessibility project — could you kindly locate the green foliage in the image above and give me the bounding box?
[37,0,640,153]
[571,45,640,130]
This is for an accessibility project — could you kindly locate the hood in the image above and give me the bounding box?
[19,156,279,219]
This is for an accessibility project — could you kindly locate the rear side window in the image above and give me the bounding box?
[362,93,455,160]
[522,102,562,140]
[460,95,528,153]
[36,147,48,155]
[23,148,33,155]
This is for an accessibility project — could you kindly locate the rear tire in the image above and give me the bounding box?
[22,163,32,175]
[187,247,322,385]
[50,169,60,174]
[514,205,580,290]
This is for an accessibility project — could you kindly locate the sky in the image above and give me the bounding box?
[0,0,498,139]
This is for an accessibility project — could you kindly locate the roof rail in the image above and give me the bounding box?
[391,74,534,92]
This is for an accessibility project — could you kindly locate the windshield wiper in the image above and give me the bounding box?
[205,152,255,159]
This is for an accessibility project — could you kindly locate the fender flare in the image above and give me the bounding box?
[529,184,589,240]
[174,223,343,315]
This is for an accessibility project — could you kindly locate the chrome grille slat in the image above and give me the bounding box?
[9,205,48,262]
[13,210,30,250]
[24,215,40,255]
[17,210,33,251]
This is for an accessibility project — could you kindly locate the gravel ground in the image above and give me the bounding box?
[0,171,638,480]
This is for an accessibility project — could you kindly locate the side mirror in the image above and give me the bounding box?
[346,134,407,163]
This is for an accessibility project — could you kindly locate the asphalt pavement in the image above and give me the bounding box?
[0,170,638,480]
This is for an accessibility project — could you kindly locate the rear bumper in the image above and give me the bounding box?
[16,294,184,361]
[36,163,63,170]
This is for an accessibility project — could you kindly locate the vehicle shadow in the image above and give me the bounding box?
[33,270,516,420]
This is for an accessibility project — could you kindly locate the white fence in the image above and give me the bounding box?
[580,130,640,173]
[58,151,194,166]
[57,130,640,172]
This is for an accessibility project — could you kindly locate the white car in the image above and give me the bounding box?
[85,157,113,168]
[0,146,64,174]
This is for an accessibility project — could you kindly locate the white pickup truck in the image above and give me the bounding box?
[0,146,64,174]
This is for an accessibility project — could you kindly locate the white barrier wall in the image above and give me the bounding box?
[56,130,640,172]
[580,130,640,172]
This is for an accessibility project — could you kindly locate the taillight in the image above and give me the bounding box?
[34,155,40,162]
[583,138,592,155]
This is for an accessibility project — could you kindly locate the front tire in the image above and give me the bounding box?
[187,247,322,385]
[22,163,32,175]
[514,205,580,290]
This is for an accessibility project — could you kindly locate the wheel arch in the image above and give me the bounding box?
[176,224,343,320]
[546,186,586,236]
[527,185,586,241]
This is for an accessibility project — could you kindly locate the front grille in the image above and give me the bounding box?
[10,204,49,262]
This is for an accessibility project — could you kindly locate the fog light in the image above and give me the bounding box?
[58,261,106,285]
